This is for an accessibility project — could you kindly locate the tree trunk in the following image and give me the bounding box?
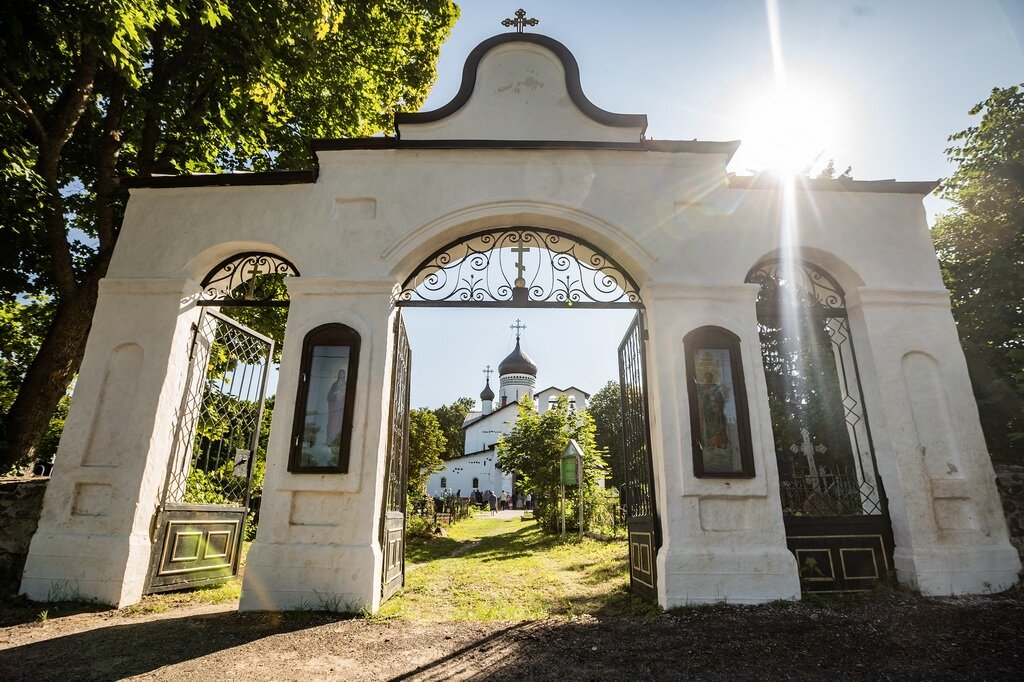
[1,275,101,469]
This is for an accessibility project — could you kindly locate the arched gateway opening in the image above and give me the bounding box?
[380,226,658,604]
[147,253,297,593]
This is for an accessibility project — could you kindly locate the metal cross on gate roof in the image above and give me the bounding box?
[502,9,539,33]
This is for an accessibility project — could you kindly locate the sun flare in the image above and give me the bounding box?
[736,84,842,175]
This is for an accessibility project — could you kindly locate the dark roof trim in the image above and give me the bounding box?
[312,136,740,160]
[536,385,591,398]
[122,168,317,189]
[728,174,939,195]
[394,33,648,135]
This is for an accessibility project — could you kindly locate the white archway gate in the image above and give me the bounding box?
[20,29,1019,610]
[388,225,658,604]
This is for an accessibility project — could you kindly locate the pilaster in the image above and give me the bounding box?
[643,283,800,606]
[20,278,202,606]
[239,278,398,612]
[847,287,1021,594]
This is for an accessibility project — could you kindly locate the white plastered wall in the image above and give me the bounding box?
[238,278,396,613]
[20,278,202,606]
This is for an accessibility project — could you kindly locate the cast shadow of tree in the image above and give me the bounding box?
[0,610,339,681]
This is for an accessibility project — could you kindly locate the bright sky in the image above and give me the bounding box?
[404,0,1024,410]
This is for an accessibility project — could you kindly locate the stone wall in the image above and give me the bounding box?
[0,477,48,596]
[994,464,1024,565]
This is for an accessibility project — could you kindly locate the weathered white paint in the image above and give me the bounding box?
[23,33,1019,610]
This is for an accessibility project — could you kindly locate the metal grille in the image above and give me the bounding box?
[756,312,882,518]
[748,259,893,592]
[618,312,654,520]
[384,313,412,516]
[617,311,658,602]
[396,227,642,308]
[381,311,411,602]
[163,310,273,507]
[199,252,298,306]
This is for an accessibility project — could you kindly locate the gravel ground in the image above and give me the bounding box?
[1,589,1022,681]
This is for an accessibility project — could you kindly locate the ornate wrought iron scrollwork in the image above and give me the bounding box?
[199,252,298,306]
[747,260,845,313]
[397,228,642,308]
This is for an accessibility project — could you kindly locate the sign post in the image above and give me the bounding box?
[562,440,584,539]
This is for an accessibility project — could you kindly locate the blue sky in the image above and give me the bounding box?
[403,1,1024,409]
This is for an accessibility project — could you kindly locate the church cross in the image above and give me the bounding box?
[510,318,526,340]
[483,365,493,381]
[501,9,539,33]
[789,427,825,492]
[511,245,531,281]
[243,259,264,300]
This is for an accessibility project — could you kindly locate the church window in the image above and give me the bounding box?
[472,477,479,488]
[289,324,360,473]
[683,326,755,478]
[746,259,882,515]
[440,477,447,488]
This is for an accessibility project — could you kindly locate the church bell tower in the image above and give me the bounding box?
[498,319,537,406]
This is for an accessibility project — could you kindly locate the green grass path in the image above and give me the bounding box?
[377,513,649,621]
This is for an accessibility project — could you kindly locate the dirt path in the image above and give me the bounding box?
[1,515,1022,680]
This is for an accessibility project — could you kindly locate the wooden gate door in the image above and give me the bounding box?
[618,311,659,603]
[147,310,273,592]
[381,310,412,602]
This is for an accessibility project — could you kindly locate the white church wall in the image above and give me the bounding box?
[536,386,588,414]
[463,407,518,455]
[427,454,512,498]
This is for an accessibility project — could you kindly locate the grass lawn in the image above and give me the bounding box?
[378,513,655,621]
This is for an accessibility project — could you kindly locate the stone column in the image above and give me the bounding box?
[846,288,1021,594]
[20,278,202,606]
[240,278,397,613]
[644,283,800,606]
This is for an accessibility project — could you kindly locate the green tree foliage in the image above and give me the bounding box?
[497,396,604,532]
[932,84,1024,463]
[588,380,624,489]
[408,408,446,498]
[0,0,459,468]
[0,298,54,414]
[432,397,475,460]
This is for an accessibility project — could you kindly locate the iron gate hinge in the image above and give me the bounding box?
[187,322,199,361]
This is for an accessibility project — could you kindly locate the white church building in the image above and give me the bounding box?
[427,323,590,498]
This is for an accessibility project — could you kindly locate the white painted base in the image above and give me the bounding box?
[239,541,383,613]
[894,544,1021,595]
[659,546,801,606]
[20,531,151,607]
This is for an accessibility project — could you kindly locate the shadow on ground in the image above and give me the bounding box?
[0,610,337,681]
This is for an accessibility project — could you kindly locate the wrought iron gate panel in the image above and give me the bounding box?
[618,311,658,602]
[148,309,273,593]
[749,259,894,593]
[395,227,642,308]
[381,311,412,602]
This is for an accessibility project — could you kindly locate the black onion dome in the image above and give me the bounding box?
[498,339,538,377]
[480,380,495,401]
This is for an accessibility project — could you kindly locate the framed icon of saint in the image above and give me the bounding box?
[289,324,360,472]
[683,326,755,478]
